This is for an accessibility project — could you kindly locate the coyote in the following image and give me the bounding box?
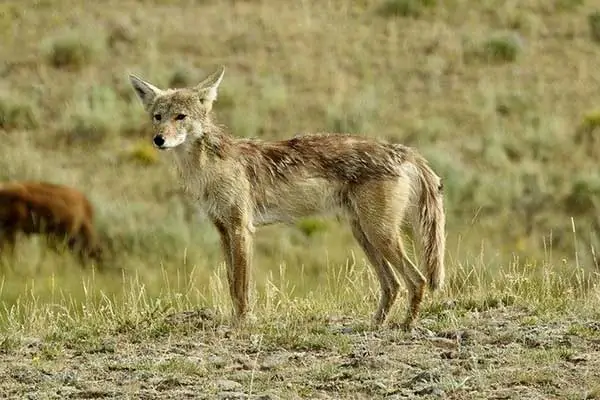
[129,66,446,329]
[0,181,104,264]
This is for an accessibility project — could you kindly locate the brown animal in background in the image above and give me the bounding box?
[0,181,103,264]
[129,66,446,330]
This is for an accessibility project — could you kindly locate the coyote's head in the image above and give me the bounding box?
[128,66,225,150]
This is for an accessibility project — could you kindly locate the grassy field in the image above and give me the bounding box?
[1,0,600,398]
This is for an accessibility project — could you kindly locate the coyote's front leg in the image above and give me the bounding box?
[211,217,236,312]
[226,211,254,320]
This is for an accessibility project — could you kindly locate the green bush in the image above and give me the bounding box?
[378,0,437,18]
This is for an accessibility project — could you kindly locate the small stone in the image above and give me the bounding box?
[208,355,228,368]
[217,379,243,392]
[404,371,440,388]
[57,370,78,385]
[428,337,459,350]
[260,353,288,371]
[566,353,589,364]
[373,381,387,390]
[440,350,458,359]
[414,386,445,397]
[254,392,281,400]
[218,392,247,400]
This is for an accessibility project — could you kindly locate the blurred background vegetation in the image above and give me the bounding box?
[1,0,600,315]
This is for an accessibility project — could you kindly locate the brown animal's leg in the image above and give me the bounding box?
[2,204,26,257]
[0,230,17,257]
[74,222,103,266]
[8,231,17,251]
[66,235,84,263]
[61,219,81,256]
[349,218,399,327]
[227,212,253,321]
[211,217,236,311]
[82,204,105,266]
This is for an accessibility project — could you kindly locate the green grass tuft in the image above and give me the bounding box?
[128,141,160,165]
[0,92,39,131]
[480,32,523,63]
[296,218,329,237]
[588,11,600,43]
[377,0,437,18]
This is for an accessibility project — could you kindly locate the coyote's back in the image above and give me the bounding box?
[233,133,414,225]
[128,65,446,329]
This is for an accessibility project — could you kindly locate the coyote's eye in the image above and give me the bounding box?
[175,114,186,121]
[153,114,162,121]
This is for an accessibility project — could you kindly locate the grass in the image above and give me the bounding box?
[1,256,599,398]
[1,0,600,398]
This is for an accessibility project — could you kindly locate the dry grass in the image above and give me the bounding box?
[1,0,600,398]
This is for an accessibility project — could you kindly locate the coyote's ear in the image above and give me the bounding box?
[195,65,225,104]
[129,74,164,111]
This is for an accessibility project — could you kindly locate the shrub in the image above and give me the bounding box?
[464,32,524,64]
[296,218,329,237]
[169,64,197,88]
[326,87,378,134]
[377,0,436,18]
[129,141,159,165]
[555,0,584,12]
[481,32,523,63]
[564,174,600,215]
[43,31,104,70]
[0,93,39,130]
[588,11,600,44]
[62,85,121,144]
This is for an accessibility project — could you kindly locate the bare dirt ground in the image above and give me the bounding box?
[2,305,599,400]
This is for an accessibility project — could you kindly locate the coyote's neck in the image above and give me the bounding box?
[171,123,234,195]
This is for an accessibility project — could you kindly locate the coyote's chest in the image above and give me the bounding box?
[173,152,220,210]
[173,149,345,226]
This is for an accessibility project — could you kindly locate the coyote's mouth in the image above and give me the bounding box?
[152,134,186,150]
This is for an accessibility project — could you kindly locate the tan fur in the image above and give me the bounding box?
[129,66,446,329]
[0,181,104,265]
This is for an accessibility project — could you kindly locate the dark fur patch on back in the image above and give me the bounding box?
[236,133,414,185]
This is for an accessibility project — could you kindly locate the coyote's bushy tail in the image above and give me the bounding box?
[413,155,446,291]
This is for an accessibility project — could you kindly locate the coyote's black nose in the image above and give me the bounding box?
[153,135,165,147]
